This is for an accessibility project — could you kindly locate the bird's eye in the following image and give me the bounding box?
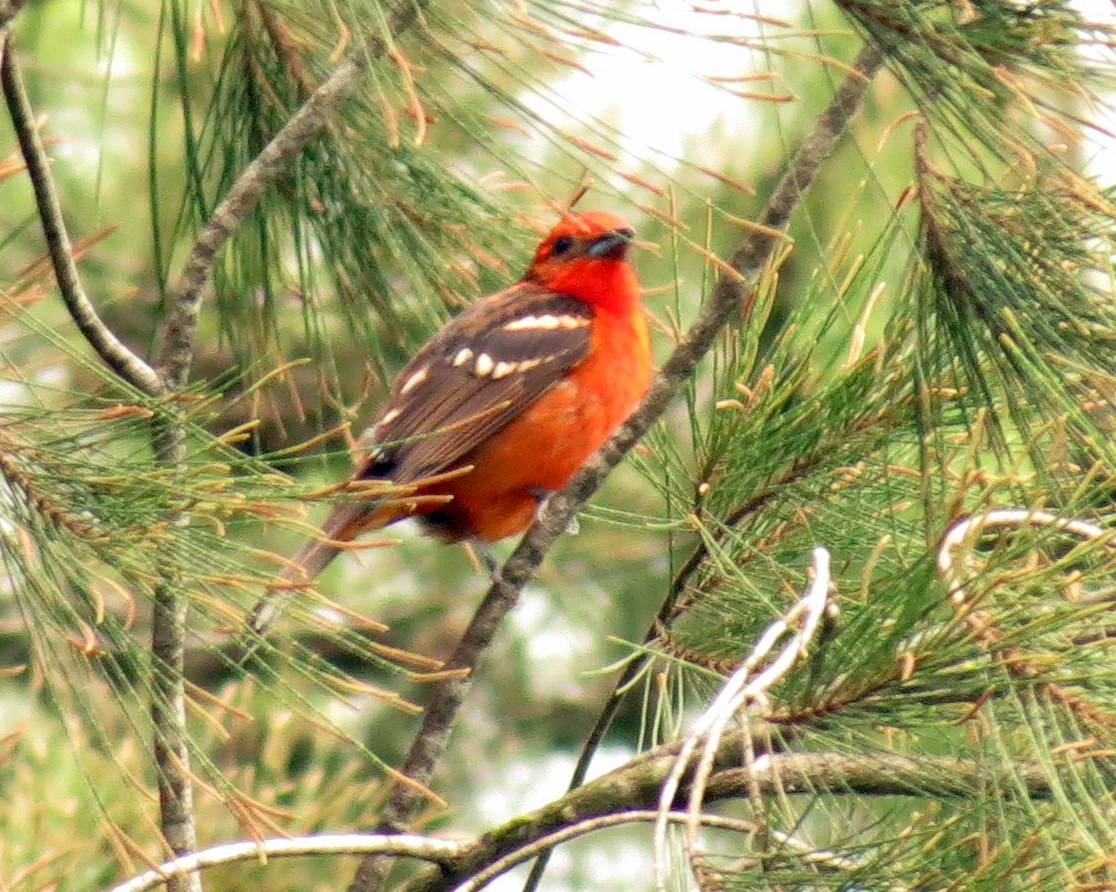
[551,235,574,256]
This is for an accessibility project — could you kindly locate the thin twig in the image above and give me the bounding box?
[455,810,885,892]
[154,52,367,389]
[937,508,1115,609]
[108,833,463,892]
[0,33,163,395]
[449,812,761,892]
[935,507,1116,732]
[154,1,427,390]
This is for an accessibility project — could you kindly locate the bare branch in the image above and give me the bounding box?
[450,812,762,892]
[147,420,202,892]
[0,32,163,395]
[144,36,374,892]
[108,833,463,892]
[148,36,374,881]
[140,7,427,885]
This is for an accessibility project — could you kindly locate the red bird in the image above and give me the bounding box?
[246,210,651,638]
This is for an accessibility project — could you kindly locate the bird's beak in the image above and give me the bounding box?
[586,227,635,260]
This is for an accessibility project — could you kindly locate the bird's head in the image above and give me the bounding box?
[523,211,640,311]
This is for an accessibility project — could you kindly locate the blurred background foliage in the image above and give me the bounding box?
[3,0,1116,890]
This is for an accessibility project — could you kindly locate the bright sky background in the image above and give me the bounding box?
[521,0,1116,187]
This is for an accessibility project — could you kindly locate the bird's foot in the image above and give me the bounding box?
[530,488,580,535]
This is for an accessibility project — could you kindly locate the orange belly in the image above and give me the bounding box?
[413,307,651,542]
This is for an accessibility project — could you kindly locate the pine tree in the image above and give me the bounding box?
[2,1,1116,890]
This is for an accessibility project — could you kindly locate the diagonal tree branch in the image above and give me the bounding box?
[154,0,427,390]
[153,51,367,389]
[1,32,163,396]
[348,39,887,892]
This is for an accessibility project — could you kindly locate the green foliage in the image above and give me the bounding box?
[3,0,1116,890]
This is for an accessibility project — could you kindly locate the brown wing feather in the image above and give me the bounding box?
[357,283,594,484]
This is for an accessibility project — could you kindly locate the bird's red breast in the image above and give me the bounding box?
[352,210,652,542]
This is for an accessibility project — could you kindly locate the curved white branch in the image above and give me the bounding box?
[108,834,463,892]
[937,508,1114,608]
[653,546,832,891]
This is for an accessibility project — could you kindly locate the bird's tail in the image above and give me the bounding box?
[237,502,376,658]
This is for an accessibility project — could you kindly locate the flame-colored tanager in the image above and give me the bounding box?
[246,210,651,638]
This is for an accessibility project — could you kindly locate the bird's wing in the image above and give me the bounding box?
[357,282,594,484]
